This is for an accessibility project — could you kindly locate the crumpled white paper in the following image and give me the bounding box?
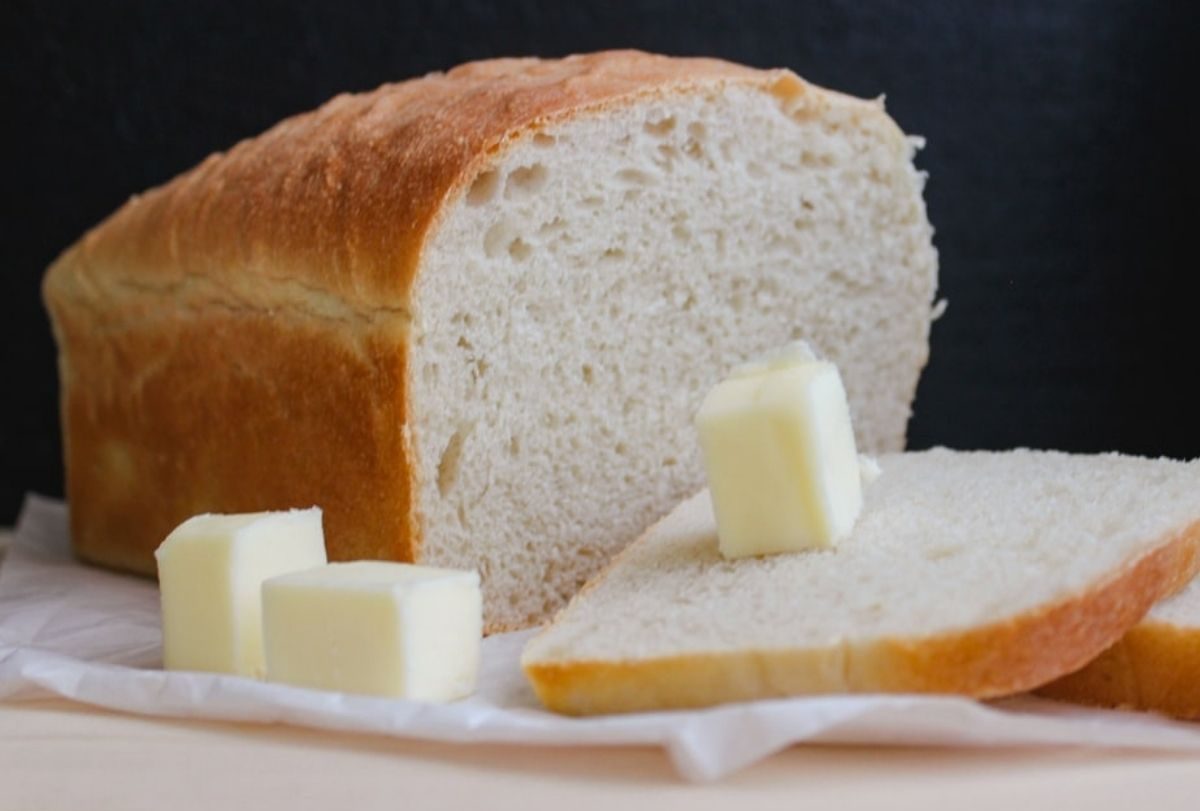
[3,495,1199,781]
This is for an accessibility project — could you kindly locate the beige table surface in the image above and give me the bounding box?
[3,533,1199,810]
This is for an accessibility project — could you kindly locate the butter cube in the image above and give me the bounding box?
[262,562,482,701]
[155,508,327,678]
[696,343,863,558]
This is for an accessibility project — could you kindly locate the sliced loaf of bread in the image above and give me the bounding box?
[1038,577,1200,719]
[522,449,1200,715]
[43,51,938,632]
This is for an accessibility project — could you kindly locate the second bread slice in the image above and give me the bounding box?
[1037,576,1200,719]
[522,449,1200,715]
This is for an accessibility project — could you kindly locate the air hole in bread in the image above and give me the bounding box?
[508,237,533,262]
[767,235,799,255]
[532,132,556,148]
[643,115,676,137]
[601,247,625,262]
[505,163,549,198]
[537,216,566,238]
[685,122,708,160]
[483,220,518,258]
[581,364,594,385]
[755,278,781,305]
[801,150,834,169]
[616,168,654,186]
[437,424,472,497]
[927,546,963,561]
[467,169,500,206]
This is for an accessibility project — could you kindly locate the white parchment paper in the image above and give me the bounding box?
[3,495,1199,781]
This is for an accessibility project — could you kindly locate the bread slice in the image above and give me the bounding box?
[42,50,938,632]
[522,449,1200,715]
[1037,577,1200,719]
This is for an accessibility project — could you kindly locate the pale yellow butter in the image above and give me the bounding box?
[154,508,327,678]
[696,342,863,558]
[262,561,482,701]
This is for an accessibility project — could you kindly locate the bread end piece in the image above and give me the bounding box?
[1036,622,1200,720]
[1036,569,1200,721]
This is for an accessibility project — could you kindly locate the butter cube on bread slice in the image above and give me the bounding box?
[521,449,1200,715]
[696,342,863,557]
[263,561,482,701]
[155,508,327,678]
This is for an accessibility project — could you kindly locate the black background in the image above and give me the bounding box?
[3,1,1197,525]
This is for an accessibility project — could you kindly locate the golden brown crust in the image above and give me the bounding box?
[523,519,1200,715]
[41,51,816,634]
[52,299,417,576]
[1036,621,1200,719]
[44,51,779,314]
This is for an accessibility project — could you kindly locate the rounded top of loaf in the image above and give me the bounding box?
[45,50,849,315]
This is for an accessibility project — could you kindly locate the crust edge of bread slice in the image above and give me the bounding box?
[522,507,1200,717]
[1036,588,1200,720]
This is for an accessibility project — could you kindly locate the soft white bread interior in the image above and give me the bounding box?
[522,449,1200,715]
[412,80,936,629]
[1038,576,1200,718]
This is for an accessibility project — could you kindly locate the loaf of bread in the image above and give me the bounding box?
[522,449,1200,714]
[42,51,938,632]
[1038,577,1200,719]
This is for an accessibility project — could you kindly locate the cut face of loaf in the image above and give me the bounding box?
[413,80,936,629]
[42,51,938,632]
[522,449,1200,715]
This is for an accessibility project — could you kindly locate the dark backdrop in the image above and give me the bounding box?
[3,0,1197,524]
